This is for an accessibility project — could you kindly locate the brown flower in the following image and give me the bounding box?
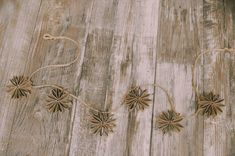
[46,88,72,112]
[89,111,116,136]
[124,87,151,111]
[156,109,184,134]
[198,92,225,117]
[6,76,32,99]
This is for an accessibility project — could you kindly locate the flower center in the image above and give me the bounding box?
[168,120,173,124]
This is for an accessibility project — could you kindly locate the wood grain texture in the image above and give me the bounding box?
[202,0,230,156]
[151,1,204,156]
[0,0,235,156]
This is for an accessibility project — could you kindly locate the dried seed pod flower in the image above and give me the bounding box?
[7,76,32,99]
[156,109,184,134]
[46,88,72,112]
[198,92,225,117]
[89,111,116,136]
[124,86,151,112]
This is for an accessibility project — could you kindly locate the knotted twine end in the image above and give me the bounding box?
[43,33,55,40]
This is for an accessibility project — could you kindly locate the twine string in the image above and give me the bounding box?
[29,33,80,80]
[141,83,175,111]
[152,83,175,111]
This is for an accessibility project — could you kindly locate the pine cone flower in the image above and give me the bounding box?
[156,109,184,134]
[198,92,225,117]
[46,88,72,112]
[89,111,116,136]
[6,76,32,99]
[124,87,151,112]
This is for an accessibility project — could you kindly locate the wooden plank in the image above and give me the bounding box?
[225,1,235,156]
[202,0,233,156]
[0,1,42,155]
[0,0,83,155]
[150,0,204,156]
[202,0,235,156]
[68,0,159,156]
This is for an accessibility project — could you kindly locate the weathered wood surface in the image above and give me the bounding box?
[0,0,235,156]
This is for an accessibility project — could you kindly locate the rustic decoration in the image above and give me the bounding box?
[197,92,225,117]
[156,109,184,134]
[46,88,72,112]
[89,111,116,136]
[124,86,151,112]
[6,76,32,99]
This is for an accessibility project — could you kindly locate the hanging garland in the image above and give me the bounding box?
[5,33,235,136]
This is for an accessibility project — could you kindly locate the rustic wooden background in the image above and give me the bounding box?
[0,0,235,156]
